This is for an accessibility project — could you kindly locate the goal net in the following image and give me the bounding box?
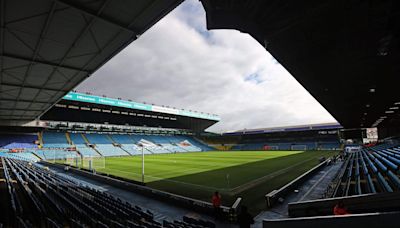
[291,145,307,151]
[46,150,79,166]
[64,153,81,167]
[82,155,105,171]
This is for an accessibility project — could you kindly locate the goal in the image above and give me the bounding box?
[82,155,105,171]
[64,154,81,167]
[47,149,79,164]
[291,145,307,151]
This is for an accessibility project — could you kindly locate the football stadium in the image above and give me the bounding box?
[0,0,400,228]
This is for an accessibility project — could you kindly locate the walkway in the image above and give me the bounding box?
[253,161,343,227]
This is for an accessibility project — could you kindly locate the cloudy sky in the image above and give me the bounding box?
[77,0,337,133]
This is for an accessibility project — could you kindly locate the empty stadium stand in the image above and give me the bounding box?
[0,151,40,162]
[181,136,214,151]
[256,143,400,228]
[0,157,215,227]
[0,132,212,161]
[69,133,100,157]
[110,134,143,155]
[42,132,70,148]
[33,149,78,161]
[332,143,400,197]
[0,134,37,149]
[85,133,129,157]
[202,124,342,151]
[232,141,341,151]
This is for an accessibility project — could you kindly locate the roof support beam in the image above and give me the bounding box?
[0,98,51,105]
[56,0,139,35]
[10,2,59,118]
[31,0,113,119]
[0,107,42,111]
[1,82,69,93]
[2,53,89,73]
[0,115,37,118]
[0,0,5,91]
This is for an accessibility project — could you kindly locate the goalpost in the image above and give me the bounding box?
[291,145,307,151]
[47,149,57,164]
[46,149,79,164]
[82,155,105,171]
[64,153,81,167]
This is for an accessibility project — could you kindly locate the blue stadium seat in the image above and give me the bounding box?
[0,134,37,149]
[42,132,70,148]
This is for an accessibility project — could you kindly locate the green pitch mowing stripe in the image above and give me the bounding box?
[78,150,337,214]
[93,151,301,184]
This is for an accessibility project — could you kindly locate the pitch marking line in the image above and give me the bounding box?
[99,166,222,191]
[228,157,317,195]
[93,155,319,195]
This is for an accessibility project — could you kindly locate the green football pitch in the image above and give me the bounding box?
[68,150,337,214]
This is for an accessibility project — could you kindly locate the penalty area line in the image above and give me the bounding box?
[97,166,229,192]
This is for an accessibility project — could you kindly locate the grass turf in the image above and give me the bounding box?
[71,150,337,214]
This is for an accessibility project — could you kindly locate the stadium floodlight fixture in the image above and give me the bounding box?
[366,104,370,108]
[385,110,395,114]
[389,106,399,110]
[369,88,375,93]
[380,116,387,119]
[395,102,400,105]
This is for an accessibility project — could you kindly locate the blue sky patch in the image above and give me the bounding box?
[245,73,264,84]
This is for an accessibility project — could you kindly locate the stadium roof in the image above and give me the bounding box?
[201,0,400,130]
[62,92,220,121]
[0,0,183,125]
[223,122,342,135]
[41,92,219,132]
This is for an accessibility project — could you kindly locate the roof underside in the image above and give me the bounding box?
[201,0,400,130]
[42,99,218,132]
[224,122,342,135]
[0,0,183,125]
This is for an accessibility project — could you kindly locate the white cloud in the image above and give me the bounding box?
[77,0,337,133]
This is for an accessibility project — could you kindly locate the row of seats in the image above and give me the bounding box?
[42,132,70,148]
[95,144,130,156]
[75,144,100,157]
[33,149,78,160]
[69,133,101,157]
[58,132,210,156]
[333,144,400,197]
[232,141,341,150]
[121,144,150,155]
[1,132,212,160]
[0,151,40,162]
[0,157,215,228]
[0,133,37,148]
